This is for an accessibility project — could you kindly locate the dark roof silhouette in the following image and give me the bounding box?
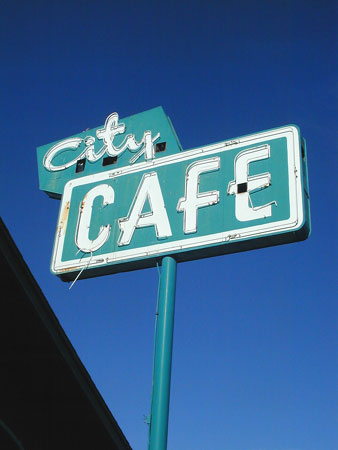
[0,217,131,450]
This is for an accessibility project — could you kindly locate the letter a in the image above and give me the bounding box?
[118,172,172,246]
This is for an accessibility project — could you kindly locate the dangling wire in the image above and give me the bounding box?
[69,251,93,290]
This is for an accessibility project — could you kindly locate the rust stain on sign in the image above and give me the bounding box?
[59,201,70,232]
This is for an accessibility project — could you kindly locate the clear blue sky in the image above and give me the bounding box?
[1,1,337,449]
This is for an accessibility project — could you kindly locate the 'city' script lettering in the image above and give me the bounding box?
[43,112,160,171]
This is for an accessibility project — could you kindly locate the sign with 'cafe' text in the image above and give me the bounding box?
[37,107,310,281]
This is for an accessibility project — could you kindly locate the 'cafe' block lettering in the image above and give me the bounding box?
[74,150,275,254]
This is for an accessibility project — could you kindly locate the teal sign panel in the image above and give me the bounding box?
[37,106,182,198]
[41,116,310,281]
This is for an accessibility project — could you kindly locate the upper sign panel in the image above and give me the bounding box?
[49,124,310,281]
[37,106,182,198]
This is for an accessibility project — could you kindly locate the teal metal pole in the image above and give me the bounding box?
[149,256,177,450]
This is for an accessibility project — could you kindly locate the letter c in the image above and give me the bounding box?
[75,184,114,253]
[43,138,85,171]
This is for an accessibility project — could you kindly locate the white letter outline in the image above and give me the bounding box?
[118,172,172,246]
[75,184,114,253]
[227,145,277,222]
[177,157,220,234]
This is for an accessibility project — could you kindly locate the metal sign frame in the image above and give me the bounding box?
[50,124,310,281]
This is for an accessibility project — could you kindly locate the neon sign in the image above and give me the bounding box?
[37,108,310,280]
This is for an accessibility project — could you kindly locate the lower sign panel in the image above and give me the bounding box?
[51,125,310,281]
